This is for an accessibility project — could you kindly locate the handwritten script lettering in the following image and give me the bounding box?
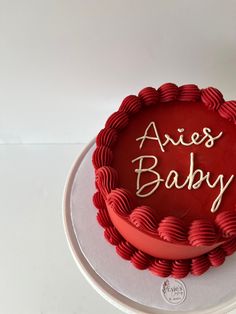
[136,121,223,152]
[132,121,234,213]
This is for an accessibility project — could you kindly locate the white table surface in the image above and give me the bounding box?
[0,143,123,314]
[0,143,235,314]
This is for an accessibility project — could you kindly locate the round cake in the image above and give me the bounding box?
[92,83,236,278]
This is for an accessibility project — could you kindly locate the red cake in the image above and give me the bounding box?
[92,83,236,278]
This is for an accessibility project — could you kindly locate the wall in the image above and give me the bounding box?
[1,0,236,144]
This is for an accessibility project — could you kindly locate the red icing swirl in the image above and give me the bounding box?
[215,211,236,238]
[119,95,142,114]
[208,247,225,267]
[149,259,172,277]
[191,255,210,276]
[104,226,123,245]
[222,237,236,256]
[188,219,217,246]
[96,127,118,148]
[93,191,106,209]
[201,87,224,111]
[158,216,187,243]
[158,83,178,102]
[131,250,152,270]
[138,87,159,106]
[105,111,129,130]
[172,260,191,279]
[106,188,134,216]
[97,208,112,228]
[95,166,118,199]
[116,241,136,260]
[218,101,236,123]
[178,84,200,102]
[92,146,113,169]
[129,206,157,232]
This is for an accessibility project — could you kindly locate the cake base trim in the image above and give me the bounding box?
[95,194,236,278]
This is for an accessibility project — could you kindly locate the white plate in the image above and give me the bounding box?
[63,139,236,314]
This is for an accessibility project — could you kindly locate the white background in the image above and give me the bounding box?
[1,0,236,144]
[0,0,236,313]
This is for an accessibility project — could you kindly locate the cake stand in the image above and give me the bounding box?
[63,139,236,314]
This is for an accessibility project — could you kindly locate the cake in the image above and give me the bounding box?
[92,83,236,278]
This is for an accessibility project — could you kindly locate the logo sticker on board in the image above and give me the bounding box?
[161,278,186,305]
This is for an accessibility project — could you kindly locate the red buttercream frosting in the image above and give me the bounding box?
[215,210,236,237]
[191,255,210,276]
[131,251,152,270]
[149,259,172,277]
[95,166,118,198]
[119,95,142,114]
[92,146,113,169]
[208,247,225,267]
[172,259,191,279]
[178,84,200,102]
[116,241,136,260]
[218,101,236,123]
[96,127,118,148]
[158,216,187,243]
[130,206,158,232]
[158,83,178,102]
[97,208,112,228]
[138,87,159,106]
[222,237,236,256]
[106,188,134,216]
[93,191,106,210]
[92,83,236,278]
[104,226,123,245]
[201,87,224,111]
[105,111,129,130]
[188,219,217,246]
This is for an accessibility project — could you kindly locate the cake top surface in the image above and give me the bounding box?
[111,99,236,224]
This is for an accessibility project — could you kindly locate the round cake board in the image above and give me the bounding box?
[63,140,236,314]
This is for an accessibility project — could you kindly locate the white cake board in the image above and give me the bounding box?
[63,140,236,314]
